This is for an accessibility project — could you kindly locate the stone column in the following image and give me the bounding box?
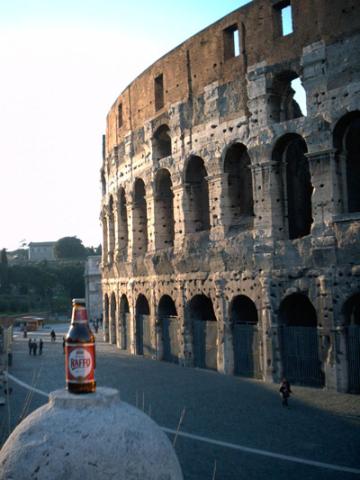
[214,278,232,374]
[172,183,186,252]
[208,173,226,240]
[259,274,277,382]
[306,149,340,232]
[145,183,156,254]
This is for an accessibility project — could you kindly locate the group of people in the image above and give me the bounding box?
[28,338,43,356]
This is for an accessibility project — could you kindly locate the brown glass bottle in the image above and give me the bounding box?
[65,298,96,394]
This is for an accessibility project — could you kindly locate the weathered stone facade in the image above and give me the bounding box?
[101,0,360,393]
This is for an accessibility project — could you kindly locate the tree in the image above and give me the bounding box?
[54,237,86,260]
[0,248,9,293]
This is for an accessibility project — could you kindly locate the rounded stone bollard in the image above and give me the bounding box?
[0,387,183,480]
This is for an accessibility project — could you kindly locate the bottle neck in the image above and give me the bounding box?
[71,305,89,325]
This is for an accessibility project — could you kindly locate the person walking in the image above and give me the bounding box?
[28,338,33,355]
[62,336,65,354]
[279,378,292,407]
[39,338,43,355]
[50,329,56,342]
[33,339,38,356]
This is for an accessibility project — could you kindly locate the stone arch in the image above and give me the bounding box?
[230,295,261,378]
[272,133,313,239]
[158,295,179,363]
[269,70,305,122]
[184,155,210,233]
[132,178,148,255]
[342,293,360,393]
[333,111,360,213]
[110,292,117,345]
[108,196,116,263]
[103,293,109,342]
[152,124,171,160]
[135,294,151,356]
[117,187,128,258]
[188,294,217,370]
[154,169,174,249]
[223,143,254,231]
[119,294,130,350]
[279,293,324,387]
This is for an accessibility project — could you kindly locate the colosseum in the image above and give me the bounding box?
[100,0,360,393]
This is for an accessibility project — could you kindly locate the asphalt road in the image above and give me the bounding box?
[1,326,360,480]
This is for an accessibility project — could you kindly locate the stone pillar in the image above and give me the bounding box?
[208,173,226,240]
[259,274,277,382]
[0,388,183,480]
[172,183,186,252]
[126,196,135,262]
[146,186,156,254]
[214,278,232,375]
[100,209,109,268]
[103,293,109,343]
[307,149,340,232]
[248,144,285,241]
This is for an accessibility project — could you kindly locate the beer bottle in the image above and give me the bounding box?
[65,298,96,394]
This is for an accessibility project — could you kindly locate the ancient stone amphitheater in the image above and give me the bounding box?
[100,0,360,393]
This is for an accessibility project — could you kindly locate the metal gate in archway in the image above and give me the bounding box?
[161,315,179,364]
[121,313,131,351]
[280,326,324,387]
[136,314,152,357]
[347,325,360,393]
[193,320,217,370]
[233,324,261,378]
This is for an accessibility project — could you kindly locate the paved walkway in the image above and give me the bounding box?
[1,327,360,479]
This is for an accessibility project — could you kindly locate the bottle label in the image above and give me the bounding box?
[65,343,95,384]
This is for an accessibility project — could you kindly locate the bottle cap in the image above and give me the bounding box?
[72,298,86,306]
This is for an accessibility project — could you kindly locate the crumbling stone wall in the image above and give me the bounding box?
[101,0,360,393]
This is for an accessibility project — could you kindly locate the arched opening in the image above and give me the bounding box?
[110,292,117,345]
[279,293,323,387]
[333,112,360,213]
[108,196,115,263]
[223,143,254,231]
[133,179,148,255]
[230,295,261,378]
[188,294,217,370]
[104,294,109,342]
[152,124,171,160]
[158,295,179,363]
[117,188,128,258]
[184,156,210,233]
[273,134,313,239]
[269,71,306,122]
[135,294,151,357]
[342,293,360,393]
[119,294,130,351]
[154,169,174,249]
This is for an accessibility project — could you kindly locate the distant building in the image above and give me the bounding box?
[28,242,56,262]
[84,256,102,322]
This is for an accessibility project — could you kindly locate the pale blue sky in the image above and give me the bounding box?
[0,1,252,251]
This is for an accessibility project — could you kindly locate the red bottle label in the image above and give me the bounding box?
[65,343,95,384]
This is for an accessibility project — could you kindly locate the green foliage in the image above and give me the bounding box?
[54,236,86,259]
[0,260,85,314]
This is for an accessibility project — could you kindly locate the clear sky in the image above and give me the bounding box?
[0,1,251,251]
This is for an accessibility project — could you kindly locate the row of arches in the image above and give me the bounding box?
[104,290,360,392]
[102,111,360,261]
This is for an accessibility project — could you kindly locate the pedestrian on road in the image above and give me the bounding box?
[39,338,43,355]
[279,377,292,407]
[50,330,56,342]
[62,336,65,354]
[33,339,38,356]
[28,338,33,355]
